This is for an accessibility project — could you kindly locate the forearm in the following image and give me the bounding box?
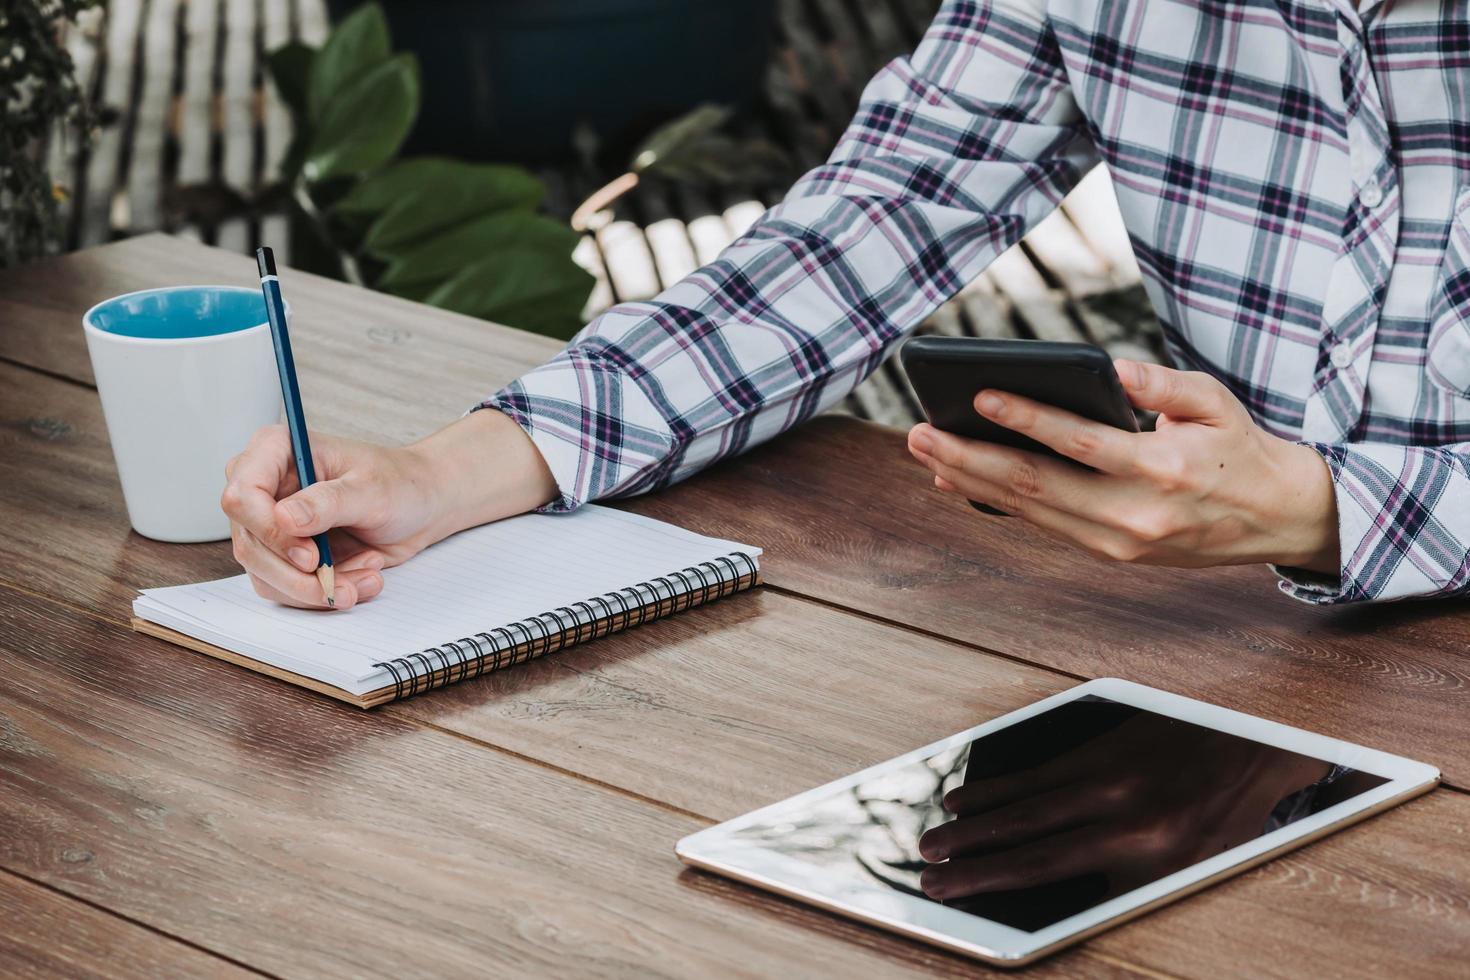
[487,3,1095,510]
[1262,440,1339,574]
[407,409,557,541]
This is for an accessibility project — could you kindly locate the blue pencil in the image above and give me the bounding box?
[256,246,336,607]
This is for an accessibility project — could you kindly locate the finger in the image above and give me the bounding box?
[222,427,310,564]
[1114,359,1230,421]
[919,826,1109,901]
[944,750,1101,816]
[349,569,385,602]
[227,425,299,499]
[915,448,1137,559]
[973,391,1139,475]
[226,478,316,569]
[248,568,381,610]
[235,525,359,609]
[913,426,1110,516]
[335,548,387,574]
[934,474,962,494]
[920,785,1108,860]
[275,478,383,539]
[247,572,358,610]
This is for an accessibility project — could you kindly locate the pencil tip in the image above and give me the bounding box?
[315,564,336,608]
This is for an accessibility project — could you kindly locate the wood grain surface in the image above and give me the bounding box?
[0,234,561,444]
[0,869,254,980]
[621,417,1470,789]
[0,586,1144,980]
[3,236,1468,978]
[6,265,1466,792]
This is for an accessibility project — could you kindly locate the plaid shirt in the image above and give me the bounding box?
[485,0,1470,604]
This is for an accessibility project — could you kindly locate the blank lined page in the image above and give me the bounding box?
[134,506,760,689]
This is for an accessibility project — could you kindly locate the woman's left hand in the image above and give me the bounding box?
[906,358,1340,573]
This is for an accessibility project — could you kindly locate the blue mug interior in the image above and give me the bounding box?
[88,287,268,340]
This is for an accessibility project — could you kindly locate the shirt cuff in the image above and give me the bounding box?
[1274,440,1470,604]
[1271,442,1372,604]
[473,345,679,514]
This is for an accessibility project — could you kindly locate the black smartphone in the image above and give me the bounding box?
[899,337,1139,515]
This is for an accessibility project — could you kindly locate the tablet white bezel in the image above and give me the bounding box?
[675,678,1439,966]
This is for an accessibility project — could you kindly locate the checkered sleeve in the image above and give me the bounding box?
[1275,442,1470,603]
[478,0,1097,511]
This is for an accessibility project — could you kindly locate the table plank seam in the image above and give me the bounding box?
[0,576,133,629]
[0,562,1096,826]
[8,570,1469,816]
[381,708,719,826]
[0,866,280,979]
[763,586,1470,798]
[0,353,99,393]
[763,582,1091,683]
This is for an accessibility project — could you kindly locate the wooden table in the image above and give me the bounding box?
[1,234,1466,979]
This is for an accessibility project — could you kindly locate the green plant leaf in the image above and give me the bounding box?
[268,42,315,121]
[267,42,317,179]
[643,133,791,185]
[304,53,419,182]
[338,158,544,254]
[625,103,791,187]
[423,250,594,339]
[376,210,580,291]
[308,2,390,123]
[629,104,733,173]
[334,158,450,215]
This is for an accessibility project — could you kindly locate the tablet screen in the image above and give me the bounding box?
[727,695,1389,932]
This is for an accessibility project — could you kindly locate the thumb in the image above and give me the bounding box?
[1114,359,1230,421]
[274,479,378,537]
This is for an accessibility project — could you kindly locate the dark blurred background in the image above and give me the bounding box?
[39,0,1161,426]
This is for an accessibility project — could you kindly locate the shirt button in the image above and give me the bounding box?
[1330,344,1354,369]
[1360,179,1383,208]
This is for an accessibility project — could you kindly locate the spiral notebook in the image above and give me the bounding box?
[131,506,761,708]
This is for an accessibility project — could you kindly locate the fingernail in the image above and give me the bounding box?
[358,573,383,598]
[911,429,934,454]
[363,553,385,571]
[919,867,946,900]
[288,546,315,570]
[976,392,1004,418]
[283,499,311,527]
[918,832,949,862]
[1115,359,1138,386]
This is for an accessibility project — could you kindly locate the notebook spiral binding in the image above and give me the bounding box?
[370,551,759,702]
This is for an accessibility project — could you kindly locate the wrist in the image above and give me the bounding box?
[1267,440,1340,574]
[407,409,559,542]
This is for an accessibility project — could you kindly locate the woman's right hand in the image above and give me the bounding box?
[221,409,558,609]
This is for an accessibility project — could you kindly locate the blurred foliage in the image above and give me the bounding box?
[265,3,593,339]
[567,104,790,234]
[628,104,789,186]
[167,2,791,336]
[0,0,100,267]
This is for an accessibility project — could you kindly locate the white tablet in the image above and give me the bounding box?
[676,678,1438,967]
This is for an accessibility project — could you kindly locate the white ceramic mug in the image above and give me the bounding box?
[83,285,282,542]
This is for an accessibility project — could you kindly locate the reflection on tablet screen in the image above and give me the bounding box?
[731,695,1388,932]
